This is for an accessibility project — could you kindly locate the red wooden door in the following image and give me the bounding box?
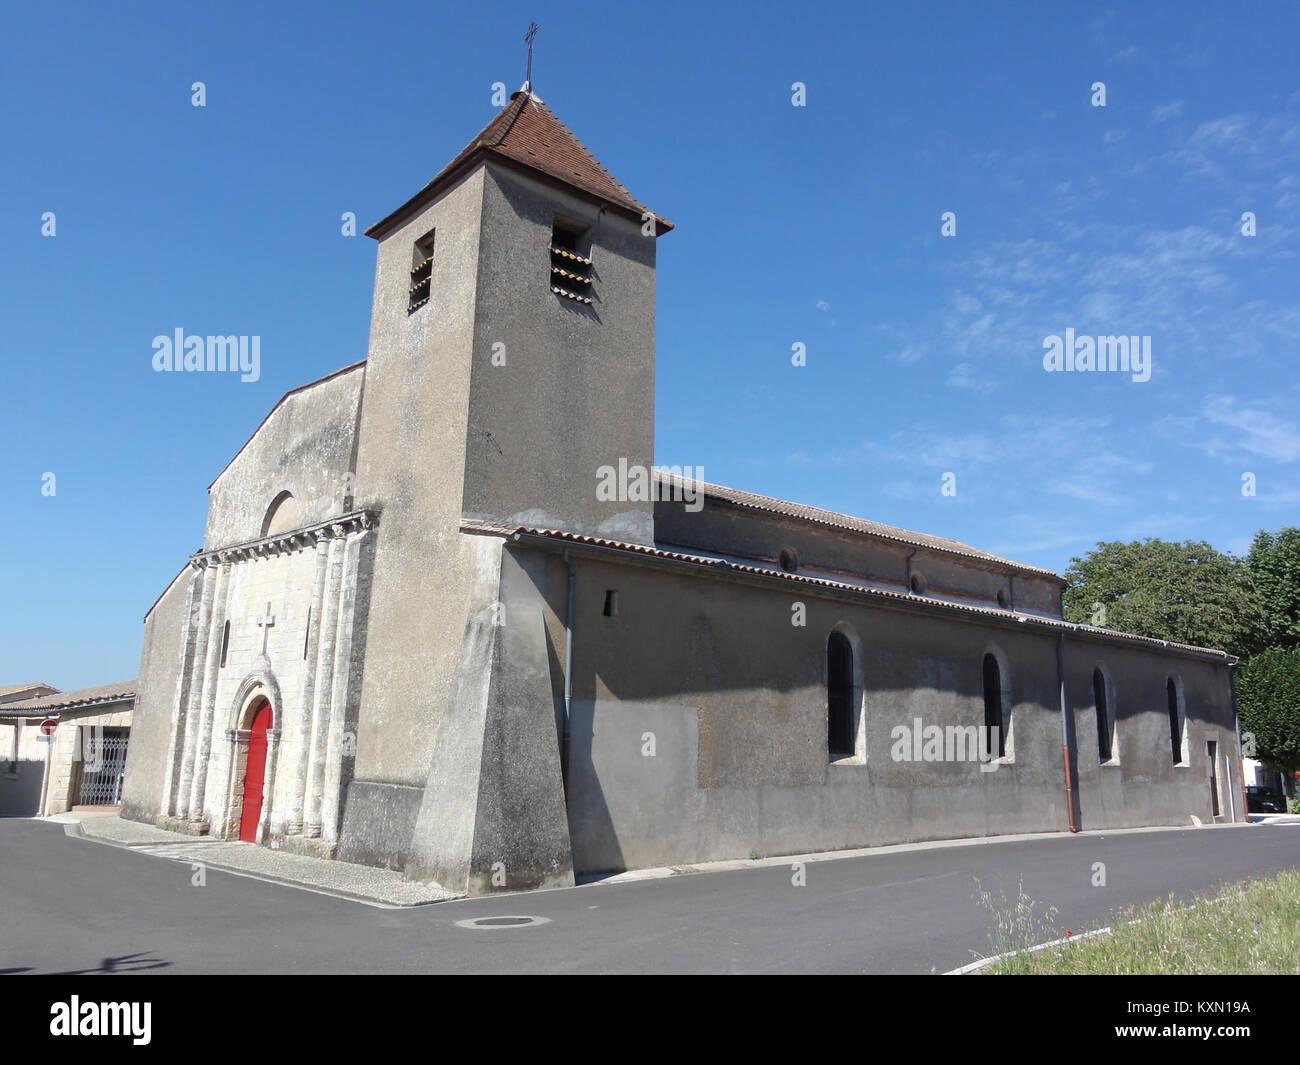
[239,703,273,842]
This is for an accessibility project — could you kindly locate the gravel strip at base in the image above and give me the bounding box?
[65,812,214,847]
[136,841,457,906]
[63,813,456,906]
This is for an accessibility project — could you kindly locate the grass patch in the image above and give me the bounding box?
[982,869,1300,974]
[974,877,1060,960]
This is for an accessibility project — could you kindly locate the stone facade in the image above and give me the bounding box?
[147,509,376,854]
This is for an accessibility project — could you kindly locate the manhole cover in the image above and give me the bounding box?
[455,915,552,930]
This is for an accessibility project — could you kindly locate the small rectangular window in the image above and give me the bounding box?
[408,230,435,314]
[550,216,593,304]
[603,590,619,617]
[1208,740,1220,816]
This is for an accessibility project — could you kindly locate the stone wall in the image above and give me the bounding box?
[204,364,364,550]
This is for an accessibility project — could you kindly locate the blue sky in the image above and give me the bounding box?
[2,1,1297,688]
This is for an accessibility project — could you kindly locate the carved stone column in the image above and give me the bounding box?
[321,524,368,847]
[222,727,249,839]
[303,528,346,837]
[188,558,232,831]
[284,531,331,836]
[259,728,282,844]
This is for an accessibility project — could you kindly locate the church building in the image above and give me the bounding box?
[120,86,1244,897]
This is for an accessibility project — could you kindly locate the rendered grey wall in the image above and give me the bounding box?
[0,758,44,817]
[1067,640,1240,828]
[405,538,573,894]
[463,163,658,543]
[346,169,487,807]
[120,569,193,823]
[654,499,1063,615]
[514,547,1236,876]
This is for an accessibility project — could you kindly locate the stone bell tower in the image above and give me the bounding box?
[334,80,672,882]
[357,85,672,545]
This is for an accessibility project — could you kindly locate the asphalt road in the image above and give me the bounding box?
[3,818,1299,974]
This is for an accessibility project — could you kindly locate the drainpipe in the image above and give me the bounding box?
[1057,631,1078,832]
[561,548,576,799]
[1230,661,1246,823]
[1008,575,1016,612]
[905,549,917,593]
[38,719,55,817]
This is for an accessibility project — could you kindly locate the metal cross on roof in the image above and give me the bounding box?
[525,21,538,89]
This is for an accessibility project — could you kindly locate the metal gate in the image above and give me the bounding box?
[76,727,130,806]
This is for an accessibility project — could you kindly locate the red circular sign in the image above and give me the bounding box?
[38,718,58,737]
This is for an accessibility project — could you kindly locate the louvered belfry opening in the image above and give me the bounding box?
[550,216,593,304]
[408,229,435,314]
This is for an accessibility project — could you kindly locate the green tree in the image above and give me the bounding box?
[1245,527,1300,652]
[1062,538,1262,658]
[1236,646,1300,789]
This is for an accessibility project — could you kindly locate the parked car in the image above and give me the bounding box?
[1246,786,1286,813]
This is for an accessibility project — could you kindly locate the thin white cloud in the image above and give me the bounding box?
[1048,480,1127,506]
[1157,395,1300,464]
[946,362,996,395]
[1151,100,1184,122]
[1201,395,1300,461]
[888,344,924,365]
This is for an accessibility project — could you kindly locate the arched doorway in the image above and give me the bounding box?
[239,699,273,842]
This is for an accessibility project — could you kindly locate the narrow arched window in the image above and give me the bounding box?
[220,620,231,668]
[1094,668,1111,762]
[827,631,855,758]
[1167,677,1184,764]
[982,653,1006,760]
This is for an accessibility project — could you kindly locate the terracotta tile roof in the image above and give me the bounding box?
[461,519,717,566]
[465,522,1231,662]
[654,472,1066,582]
[0,680,136,716]
[0,683,58,700]
[367,91,671,239]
